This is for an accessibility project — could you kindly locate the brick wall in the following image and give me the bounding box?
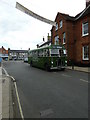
[51,11,90,66]
[0,46,8,55]
[51,13,67,45]
[74,15,90,66]
[66,21,74,61]
[51,13,75,63]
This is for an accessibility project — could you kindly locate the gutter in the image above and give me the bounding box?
[75,4,90,20]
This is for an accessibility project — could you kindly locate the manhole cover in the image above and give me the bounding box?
[40,108,53,117]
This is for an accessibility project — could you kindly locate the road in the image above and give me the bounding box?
[3,61,88,118]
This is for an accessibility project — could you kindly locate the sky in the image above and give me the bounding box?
[0,0,86,50]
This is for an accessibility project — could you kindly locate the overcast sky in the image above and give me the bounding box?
[0,0,86,50]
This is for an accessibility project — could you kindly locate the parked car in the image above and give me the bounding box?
[13,58,17,61]
[18,58,23,60]
[5,58,8,61]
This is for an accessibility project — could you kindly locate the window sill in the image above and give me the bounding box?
[82,59,89,61]
[82,33,89,37]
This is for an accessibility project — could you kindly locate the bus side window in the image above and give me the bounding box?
[43,49,46,57]
[44,49,49,57]
[47,49,50,56]
[38,51,39,57]
[35,51,37,57]
[42,50,43,57]
[39,50,43,57]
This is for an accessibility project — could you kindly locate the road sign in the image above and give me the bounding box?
[16,2,56,26]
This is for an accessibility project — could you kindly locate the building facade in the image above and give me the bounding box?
[0,46,8,60]
[51,3,90,66]
[8,49,28,60]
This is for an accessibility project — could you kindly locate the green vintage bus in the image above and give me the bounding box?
[28,45,67,71]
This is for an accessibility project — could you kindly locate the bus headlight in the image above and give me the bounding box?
[51,61,53,64]
[65,60,67,63]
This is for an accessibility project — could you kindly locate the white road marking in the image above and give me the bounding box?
[80,79,89,83]
[2,67,24,120]
[2,68,9,76]
[40,108,53,117]
[9,76,16,82]
[62,74,72,78]
[14,82,24,120]
[0,67,2,76]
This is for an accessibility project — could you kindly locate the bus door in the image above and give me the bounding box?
[57,49,62,66]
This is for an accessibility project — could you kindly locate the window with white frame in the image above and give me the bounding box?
[55,23,58,31]
[82,45,89,60]
[82,22,89,36]
[60,20,63,28]
[55,36,59,45]
[63,32,66,44]
[63,49,67,55]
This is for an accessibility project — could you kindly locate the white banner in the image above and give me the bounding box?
[16,2,56,26]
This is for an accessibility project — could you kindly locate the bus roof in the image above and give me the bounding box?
[28,45,65,52]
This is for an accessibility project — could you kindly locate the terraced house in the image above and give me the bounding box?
[51,1,90,66]
[0,46,8,60]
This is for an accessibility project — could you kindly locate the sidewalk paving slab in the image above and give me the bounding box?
[0,66,14,119]
[0,76,9,119]
[2,76,13,119]
[66,66,89,73]
[0,67,2,120]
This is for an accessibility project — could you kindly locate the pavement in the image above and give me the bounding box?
[0,62,89,119]
[0,66,14,119]
[0,67,2,119]
[66,66,89,73]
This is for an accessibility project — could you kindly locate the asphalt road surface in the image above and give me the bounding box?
[3,61,88,118]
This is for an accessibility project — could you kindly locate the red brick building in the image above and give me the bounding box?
[0,46,8,60]
[51,2,90,66]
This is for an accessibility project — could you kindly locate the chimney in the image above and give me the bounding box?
[43,37,45,42]
[86,0,90,7]
[8,48,10,51]
[37,44,39,48]
[47,33,51,41]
